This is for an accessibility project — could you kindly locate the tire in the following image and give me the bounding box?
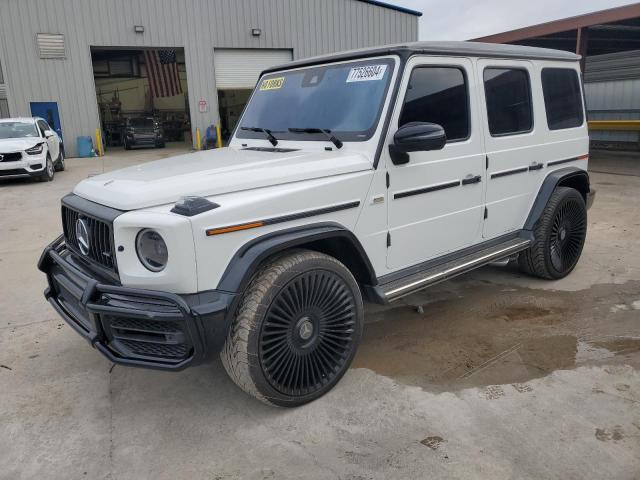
[54,147,65,171]
[221,250,364,407]
[124,139,131,150]
[38,155,55,182]
[519,186,587,279]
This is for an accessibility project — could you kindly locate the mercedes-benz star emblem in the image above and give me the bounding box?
[0,154,4,162]
[75,218,90,256]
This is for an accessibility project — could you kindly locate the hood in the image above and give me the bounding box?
[73,147,372,210]
[0,138,42,152]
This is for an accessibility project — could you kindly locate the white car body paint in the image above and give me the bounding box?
[0,117,62,179]
[62,51,588,296]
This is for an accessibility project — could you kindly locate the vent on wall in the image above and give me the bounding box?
[36,33,66,59]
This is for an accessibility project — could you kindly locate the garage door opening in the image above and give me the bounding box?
[214,48,292,143]
[91,47,191,154]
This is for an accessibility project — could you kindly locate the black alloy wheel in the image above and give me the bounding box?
[519,186,587,279]
[221,250,364,407]
[259,269,358,397]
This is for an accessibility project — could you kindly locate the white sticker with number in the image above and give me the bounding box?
[346,65,387,83]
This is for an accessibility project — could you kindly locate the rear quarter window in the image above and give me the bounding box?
[541,68,584,130]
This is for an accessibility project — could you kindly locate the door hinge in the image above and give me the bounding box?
[485,155,489,169]
[386,231,391,247]
[484,207,488,219]
[386,171,390,188]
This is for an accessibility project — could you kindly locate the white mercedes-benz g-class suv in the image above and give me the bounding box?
[39,42,594,406]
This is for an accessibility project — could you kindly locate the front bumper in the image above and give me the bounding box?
[0,154,46,178]
[38,236,235,370]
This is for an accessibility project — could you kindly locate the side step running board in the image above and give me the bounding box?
[382,237,531,302]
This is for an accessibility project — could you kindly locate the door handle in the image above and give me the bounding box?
[528,162,543,171]
[462,174,482,185]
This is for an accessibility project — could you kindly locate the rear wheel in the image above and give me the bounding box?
[221,250,363,407]
[519,186,587,279]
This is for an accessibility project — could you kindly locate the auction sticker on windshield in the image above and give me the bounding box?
[260,77,285,91]
[346,65,387,83]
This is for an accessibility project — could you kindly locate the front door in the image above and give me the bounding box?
[386,57,486,270]
[30,102,63,140]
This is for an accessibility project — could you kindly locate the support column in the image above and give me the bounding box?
[576,27,589,72]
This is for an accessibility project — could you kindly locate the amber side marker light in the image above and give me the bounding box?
[206,221,264,236]
[578,154,589,160]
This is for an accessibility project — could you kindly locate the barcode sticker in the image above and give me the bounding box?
[346,65,387,83]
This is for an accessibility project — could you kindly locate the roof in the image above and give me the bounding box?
[264,41,580,74]
[471,3,640,43]
[0,117,38,123]
[357,0,422,17]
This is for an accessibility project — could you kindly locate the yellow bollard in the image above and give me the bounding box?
[216,124,222,148]
[195,127,201,151]
[95,128,104,157]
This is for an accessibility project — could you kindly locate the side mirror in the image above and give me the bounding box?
[44,129,55,138]
[388,122,446,165]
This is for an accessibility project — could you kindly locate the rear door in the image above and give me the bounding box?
[386,56,486,270]
[477,59,541,239]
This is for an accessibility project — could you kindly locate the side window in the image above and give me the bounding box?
[399,67,470,142]
[541,68,584,130]
[37,120,49,136]
[484,68,533,136]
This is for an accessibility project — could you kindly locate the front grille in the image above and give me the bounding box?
[0,152,23,162]
[62,205,116,271]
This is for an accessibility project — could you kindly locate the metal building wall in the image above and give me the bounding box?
[584,50,640,144]
[0,0,418,156]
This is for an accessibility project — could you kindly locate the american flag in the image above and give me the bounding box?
[144,49,183,98]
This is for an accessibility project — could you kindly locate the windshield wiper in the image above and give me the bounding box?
[240,126,278,146]
[288,128,343,149]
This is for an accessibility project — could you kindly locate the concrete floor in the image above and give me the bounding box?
[0,146,639,479]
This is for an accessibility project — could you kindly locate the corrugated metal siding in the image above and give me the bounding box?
[585,50,640,83]
[0,0,417,156]
[214,49,293,89]
[585,78,640,143]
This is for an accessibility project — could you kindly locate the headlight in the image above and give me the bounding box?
[25,143,44,155]
[135,229,168,272]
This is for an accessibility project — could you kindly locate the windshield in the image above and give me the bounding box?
[0,121,39,139]
[236,58,395,142]
[129,118,155,129]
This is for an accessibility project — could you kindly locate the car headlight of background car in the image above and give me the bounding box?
[135,229,168,272]
[25,143,44,155]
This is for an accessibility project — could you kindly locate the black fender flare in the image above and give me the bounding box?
[216,222,378,295]
[524,167,590,231]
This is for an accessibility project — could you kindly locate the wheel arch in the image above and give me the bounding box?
[216,222,378,295]
[524,167,590,231]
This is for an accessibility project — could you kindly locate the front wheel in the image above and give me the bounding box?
[54,147,65,171]
[519,186,587,279]
[221,250,364,407]
[38,155,55,182]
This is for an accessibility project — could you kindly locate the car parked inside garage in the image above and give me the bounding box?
[39,42,594,407]
[123,117,165,150]
[0,117,64,181]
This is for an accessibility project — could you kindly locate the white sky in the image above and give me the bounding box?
[391,0,639,40]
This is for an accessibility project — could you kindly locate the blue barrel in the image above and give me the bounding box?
[76,136,95,158]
